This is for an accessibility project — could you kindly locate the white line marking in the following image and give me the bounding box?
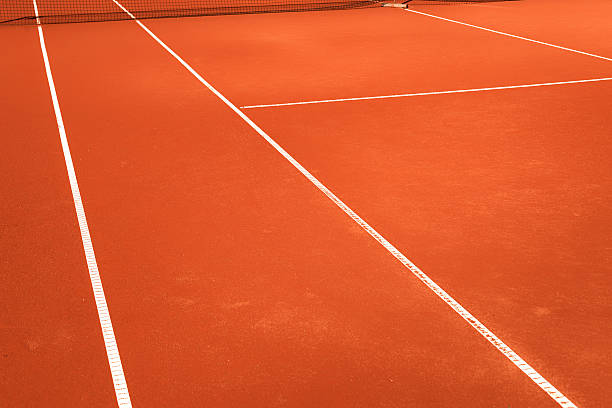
[240,77,612,109]
[405,9,612,62]
[112,2,577,406]
[32,1,132,407]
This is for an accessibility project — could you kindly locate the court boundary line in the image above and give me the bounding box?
[406,8,612,62]
[32,1,132,407]
[240,76,612,109]
[112,2,577,406]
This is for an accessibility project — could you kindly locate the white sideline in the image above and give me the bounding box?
[406,9,612,62]
[32,1,132,407]
[240,77,612,109]
[111,2,578,407]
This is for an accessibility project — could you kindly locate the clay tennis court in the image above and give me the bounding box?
[1,0,611,406]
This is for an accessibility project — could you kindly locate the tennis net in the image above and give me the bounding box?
[0,0,515,25]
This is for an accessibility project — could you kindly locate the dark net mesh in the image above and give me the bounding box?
[0,0,516,25]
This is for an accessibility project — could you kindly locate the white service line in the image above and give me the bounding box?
[112,2,577,407]
[406,8,612,62]
[241,76,612,109]
[32,1,132,407]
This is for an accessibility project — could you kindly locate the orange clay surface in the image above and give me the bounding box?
[1,1,611,407]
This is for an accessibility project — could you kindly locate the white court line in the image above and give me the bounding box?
[112,2,577,407]
[406,9,612,62]
[240,77,612,109]
[32,1,132,407]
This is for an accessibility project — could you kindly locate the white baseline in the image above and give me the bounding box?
[111,1,577,407]
[240,77,612,109]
